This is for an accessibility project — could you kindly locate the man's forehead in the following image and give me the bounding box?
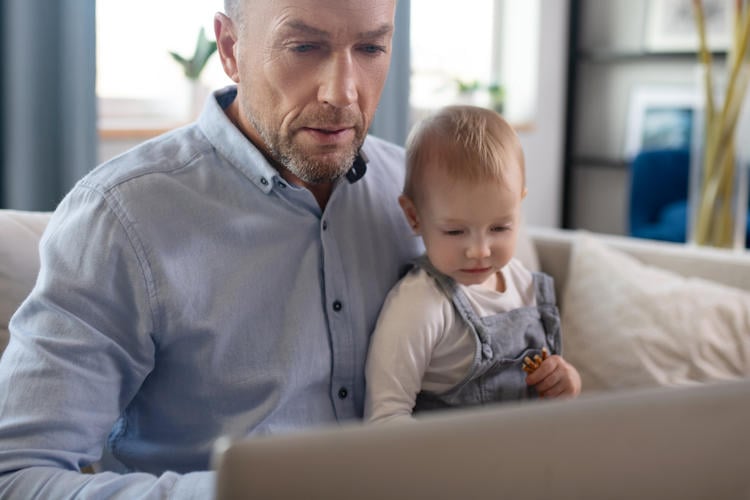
[277,18,394,39]
[255,0,396,29]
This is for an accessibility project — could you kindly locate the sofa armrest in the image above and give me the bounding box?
[0,210,53,352]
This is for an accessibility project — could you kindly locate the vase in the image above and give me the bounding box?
[688,68,750,251]
[689,149,749,250]
[188,80,210,121]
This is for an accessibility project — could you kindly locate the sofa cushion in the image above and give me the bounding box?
[0,210,52,353]
[561,234,750,393]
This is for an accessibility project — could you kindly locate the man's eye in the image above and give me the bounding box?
[491,226,510,233]
[444,230,463,236]
[291,44,317,53]
[359,44,386,55]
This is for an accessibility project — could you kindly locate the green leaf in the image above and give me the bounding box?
[169,27,218,80]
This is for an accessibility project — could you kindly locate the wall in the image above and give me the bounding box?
[518,0,569,228]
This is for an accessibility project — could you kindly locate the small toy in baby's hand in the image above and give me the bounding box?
[522,347,549,374]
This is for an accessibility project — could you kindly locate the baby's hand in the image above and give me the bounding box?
[523,348,581,398]
[521,348,549,374]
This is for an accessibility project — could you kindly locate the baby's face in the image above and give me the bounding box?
[407,165,525,287]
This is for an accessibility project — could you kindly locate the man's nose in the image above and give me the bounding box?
[318,52,358,108]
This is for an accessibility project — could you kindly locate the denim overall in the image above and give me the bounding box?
[413,257,562,412]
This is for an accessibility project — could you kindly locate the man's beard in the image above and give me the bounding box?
[249,109,365,184]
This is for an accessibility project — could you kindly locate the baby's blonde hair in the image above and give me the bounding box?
[404,105,525,203]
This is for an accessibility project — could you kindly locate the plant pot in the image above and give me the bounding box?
[188,80,210,120]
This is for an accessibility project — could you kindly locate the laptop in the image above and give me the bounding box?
[213,379,750,500]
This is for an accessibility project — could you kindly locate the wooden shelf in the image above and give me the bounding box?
[572,156,629,169]
[577,49,726,64]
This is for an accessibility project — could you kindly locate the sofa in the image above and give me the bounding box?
[2,208,750,394]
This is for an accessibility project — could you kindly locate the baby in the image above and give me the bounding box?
[365,105,581,423]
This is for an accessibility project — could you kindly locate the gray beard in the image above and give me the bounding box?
[249,114,359,185]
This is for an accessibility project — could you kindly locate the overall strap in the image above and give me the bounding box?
[531,272,557,306]
[413,256,491,346]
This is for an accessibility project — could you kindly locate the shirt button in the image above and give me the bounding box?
[260,178,268,186]
[482,345,493,359]
[322,220,328,230]
[332,300,342,312]
[338,387,348,399]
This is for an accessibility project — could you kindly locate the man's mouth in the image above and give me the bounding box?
[300,126,355,144]
[304,124,353,133]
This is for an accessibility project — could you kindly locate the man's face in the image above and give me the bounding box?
[216,0,396,185]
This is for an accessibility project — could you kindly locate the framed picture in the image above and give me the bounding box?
[624,84,698,159]
[644,0,732,52]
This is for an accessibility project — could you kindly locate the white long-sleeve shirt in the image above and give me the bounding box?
[364,258,535,423]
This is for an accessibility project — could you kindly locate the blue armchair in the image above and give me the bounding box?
[627,148,750,247]
[628,148,691,243]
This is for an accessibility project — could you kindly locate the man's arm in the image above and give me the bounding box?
[0,186,214,498]
[0,468,214,499]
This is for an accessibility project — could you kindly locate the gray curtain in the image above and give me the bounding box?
[1,0,97,211]
[370,0,410,147]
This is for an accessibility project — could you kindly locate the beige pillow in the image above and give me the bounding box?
[561,234,750,393]
[0,210,51,353]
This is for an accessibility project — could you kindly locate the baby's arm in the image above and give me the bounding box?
[364,276,446,423]
[525,353,582,398]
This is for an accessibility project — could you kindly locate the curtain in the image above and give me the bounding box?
[1,0,97,211]
[370,0,410,147]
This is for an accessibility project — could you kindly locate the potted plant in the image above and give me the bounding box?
[690,0,750,249]
[455,79,505,114]
[169,27,218,118]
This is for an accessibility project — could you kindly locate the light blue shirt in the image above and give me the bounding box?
[0,86,422,498]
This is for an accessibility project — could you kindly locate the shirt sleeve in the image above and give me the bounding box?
[364,270,453,424]
[0,185,213,498]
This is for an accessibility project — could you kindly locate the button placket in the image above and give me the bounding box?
[320,209,357,419]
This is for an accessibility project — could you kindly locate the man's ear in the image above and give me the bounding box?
[521,186,528,200]
[215,13,240,83]
[398,195,421,234]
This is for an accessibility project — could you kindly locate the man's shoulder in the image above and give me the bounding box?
[83,124,213,192]
[358,135,406,192]
[362,135,405,166]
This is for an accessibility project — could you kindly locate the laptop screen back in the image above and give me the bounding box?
[214,379,750,500]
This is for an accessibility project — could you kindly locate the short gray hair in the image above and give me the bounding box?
[224,0,241,19]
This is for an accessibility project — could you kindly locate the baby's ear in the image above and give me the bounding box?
[398,195,420,234]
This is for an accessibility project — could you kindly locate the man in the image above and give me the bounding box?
[0,0,421,497]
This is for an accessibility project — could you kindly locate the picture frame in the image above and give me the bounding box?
[624,84,698,159]
[644,0,732,52]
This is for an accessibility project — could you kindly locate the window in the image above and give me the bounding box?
[96,0,230,130]
[409,0,539,127]
[96,1,539,133]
